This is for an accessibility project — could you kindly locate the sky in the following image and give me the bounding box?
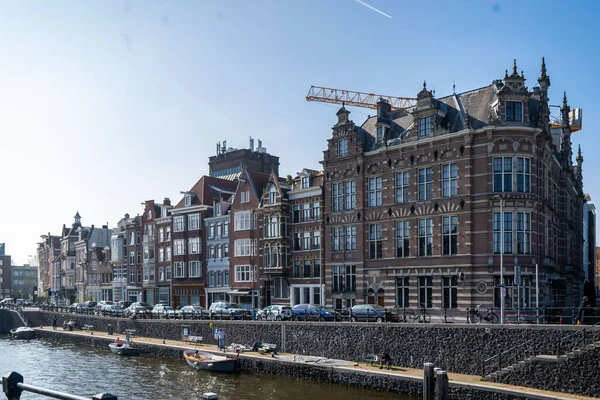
[1,0,599,264]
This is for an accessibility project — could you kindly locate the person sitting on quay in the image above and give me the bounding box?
[62,320,68,330]
[379,352,392,370]
[114,337,124,346]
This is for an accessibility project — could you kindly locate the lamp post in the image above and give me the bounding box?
[494,195,505,324]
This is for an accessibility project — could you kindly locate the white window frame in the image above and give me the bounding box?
[368,176,382,207]
[418,117,430,137]
[516,157,531,193]
[269,186,277,205]
[235,265,252,282]
[345,180,356,210]
[188,261,201,278]
[173,239,186,256]
[188,214,200,230]
[418,218,433,257]
[517,212,531,255]
[493,157,513,192]
[418,168,433,201]
[173,216,185,232]
[332,182,343,212]
[188,237,201,254]
[338,138,349,157]
[442,216,458,256]
[396,220,410,258]
[234,211,251,231]
[368,224,383,259]
[234,239,252,256]
[174,262,185,278]
[442,163,458,198]
[395,171,409,203]
[301,176,310,188]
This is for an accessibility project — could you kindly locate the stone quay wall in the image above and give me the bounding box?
[35,329,550,400]
[29,311,600,377]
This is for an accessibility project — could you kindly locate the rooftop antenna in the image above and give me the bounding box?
[453,81,456,95]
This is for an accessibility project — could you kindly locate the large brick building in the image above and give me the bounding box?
[322,59,585,312]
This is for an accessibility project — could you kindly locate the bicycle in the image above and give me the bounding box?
[470,304,499,324]
[406,304,431,323]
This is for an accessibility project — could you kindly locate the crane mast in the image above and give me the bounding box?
[306,85,416,111]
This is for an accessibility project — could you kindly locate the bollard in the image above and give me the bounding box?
[436,370,449,400]
[423,362,435,400]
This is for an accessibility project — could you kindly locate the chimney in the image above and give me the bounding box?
[163,198,171,206]
[377,98,391,119]
[102,225,108,229]
[125,213,130,219]
[250,136,255,152]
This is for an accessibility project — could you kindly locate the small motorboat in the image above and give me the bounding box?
[183,349,240,373]
[109,342,140,356]
[10,327,36,340]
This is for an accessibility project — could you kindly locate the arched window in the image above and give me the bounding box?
[269,186,277,205]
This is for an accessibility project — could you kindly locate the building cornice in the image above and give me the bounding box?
[289,186,322,200]
[171,205,210,215]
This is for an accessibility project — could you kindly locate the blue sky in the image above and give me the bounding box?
[1,0,599,264]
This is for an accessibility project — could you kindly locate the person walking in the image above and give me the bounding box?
[579,296,591,325]
[218,328,226,352]
[52,315,57,330]
[379,352,392,370]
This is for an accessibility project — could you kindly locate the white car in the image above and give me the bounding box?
[151,304,177,318]
[262,305,293,321]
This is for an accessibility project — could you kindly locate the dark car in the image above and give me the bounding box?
[291,304,334,321]
[208,302,251,320]
[350,304,392,322]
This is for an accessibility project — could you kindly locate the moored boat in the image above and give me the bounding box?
[109,343,141,356]
[10,327,36,340]
[183,349,240,373]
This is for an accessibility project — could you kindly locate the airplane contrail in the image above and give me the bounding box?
[354,0,392,18]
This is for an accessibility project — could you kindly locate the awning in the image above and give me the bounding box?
[227,290,250,296]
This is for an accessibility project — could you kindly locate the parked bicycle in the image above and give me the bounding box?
[470,305,499,324]
[405,304,431,323]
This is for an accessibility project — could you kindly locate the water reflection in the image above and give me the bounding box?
[0,336,416,400]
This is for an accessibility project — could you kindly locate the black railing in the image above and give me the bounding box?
[556,319,600,356]
[2,371,117,400]
[482,338,537,377]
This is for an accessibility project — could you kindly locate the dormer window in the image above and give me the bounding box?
[376,126,383,142]
[215,202,222,216]
[301,176,310,189]
[506,101,522,122]
[418,117,430,137]
[269,186,277,205]
[147,210,152,219]
[185,194,192,207]
[338,139,349,157]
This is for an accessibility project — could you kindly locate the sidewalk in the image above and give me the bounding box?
[34,326,595,400]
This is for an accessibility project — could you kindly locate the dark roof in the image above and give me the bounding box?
[175,176,238,209]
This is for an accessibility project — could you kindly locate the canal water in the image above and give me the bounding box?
[0,337,418,400]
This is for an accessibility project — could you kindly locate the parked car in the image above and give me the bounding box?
[178,305,208,319]
[291,304,334,321]
[350,304,392,322]
[261,305,293,321]
[101,304,123,316]
[117,300,132,309]
[208,302,251,319]
[151,304,178,318]
[125,302,152,316]
[96,300,113,310]
[0,298,15,306]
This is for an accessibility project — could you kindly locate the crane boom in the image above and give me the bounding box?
[306,85,416,111]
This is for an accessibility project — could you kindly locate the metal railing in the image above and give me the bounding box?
[2,371,117,400]
[482,338,537,377]
[556,319,600,356]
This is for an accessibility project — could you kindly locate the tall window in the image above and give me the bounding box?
[264,245,280,269]
[396,221,410,258]
[395,171,409,203]
[442,276,458,309]
[158,228,164,242]
[332,183,343,212]
[173,216,185,232]
[302,204,310,222]
[234,211,251,231]
[442,163,458,197]
[313,259,321,278]
[418,276,433,308]
[303,260,311,278]
[376,126,384,142]
[265,216,280,238]
[517,212,531,254]
[166,246,171,261]
[223,222,229,237]
[166,226,171,240]
[174,262,185,278]
[188,237,201,254]
[234,239,252,256]
[396,277,409,308]
[332,227,343,252]
[517,157,531,192]
[493,157,513,192]
[442,216,458,256]
[312,202,320,220]
[269,186,277,205]
[368,177,382,207]
[173,239,185,256]
[418,168,433,201]
[235,265,252,282]
[505,101,522,122]
[345,181,356,210]
[158,247,164,262]
[494,212,513,254]
[188,261,201,277]
[418,218,433,256]
[332,265,356,292]
[301,176,310,188]
[338,138,349,157]
[214,202,221,216]
[312,231,321,250]
[418,117,430,137]
[345,226,356,251]
[292,205,300,223]
[293,260,301,278]
[223,244,229,258]
[188,214,200,230]
[293,232,301,251]
[302,232,311,250]
[166,266,171,281]
[368,224,383,259]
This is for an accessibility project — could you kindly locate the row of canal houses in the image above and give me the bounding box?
[37,139,325,309]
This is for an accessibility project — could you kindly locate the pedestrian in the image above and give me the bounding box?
[379,351,392,370]
[52,315,57,330]
[218,328,226,352]
[579,296,591,325]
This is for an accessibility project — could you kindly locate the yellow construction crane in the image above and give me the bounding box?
[306,85,416,111]
[550,107,582,132]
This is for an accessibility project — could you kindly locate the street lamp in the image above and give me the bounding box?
[493,195,505,324]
